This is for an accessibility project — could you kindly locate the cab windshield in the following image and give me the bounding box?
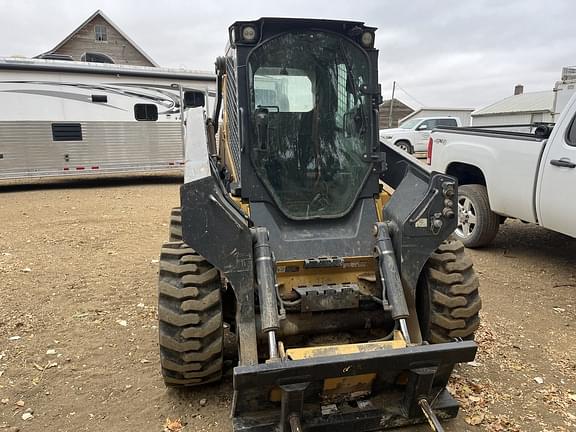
[248,31,372,219]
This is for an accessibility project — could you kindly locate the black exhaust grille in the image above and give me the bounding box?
[226,55,241,184]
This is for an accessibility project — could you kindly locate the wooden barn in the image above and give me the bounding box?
[35,10,158,67]
[379,98,414,128]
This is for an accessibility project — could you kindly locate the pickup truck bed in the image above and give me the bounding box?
[429,93,576,248]
[430,127,547,223]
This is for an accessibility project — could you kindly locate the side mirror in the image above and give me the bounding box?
[416,124,428,131]
[183,90,205,108]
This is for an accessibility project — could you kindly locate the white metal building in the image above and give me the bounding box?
[471,89,555,127]
[400,107,474,126]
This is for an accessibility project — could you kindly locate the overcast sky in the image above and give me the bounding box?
[2,0,575,109]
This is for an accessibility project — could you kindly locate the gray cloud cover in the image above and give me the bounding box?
[1,0,574,109]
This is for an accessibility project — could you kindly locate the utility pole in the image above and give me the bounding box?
[388,81,396,128]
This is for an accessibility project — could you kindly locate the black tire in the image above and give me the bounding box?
[454,184,500,248]
[395,140,414,154]
[417,240,481,343]
[158,242,224,386]
[168,208,182,242]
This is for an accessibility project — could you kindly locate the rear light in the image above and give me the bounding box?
[426,137,433,165]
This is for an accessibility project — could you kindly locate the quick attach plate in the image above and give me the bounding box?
[294,283,360,312]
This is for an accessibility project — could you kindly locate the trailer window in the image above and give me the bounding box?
[566,114,576,147]
[134,104,158,121]
[92,95,108,103]
[52,123,83,141]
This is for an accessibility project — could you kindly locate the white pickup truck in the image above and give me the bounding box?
[429,93,576,247]
[380,116,461,154]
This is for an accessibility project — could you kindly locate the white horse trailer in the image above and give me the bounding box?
[0,58,215,180]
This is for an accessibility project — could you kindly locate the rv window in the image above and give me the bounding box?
[134,104,158,121]
[92,95,108,103]
[566,114,576,147]
[52,123,83,141]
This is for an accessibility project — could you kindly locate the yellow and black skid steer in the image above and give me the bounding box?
[157,17,481,432]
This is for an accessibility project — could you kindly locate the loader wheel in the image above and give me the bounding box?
[454,184,499,248]
[158,242,224,386]
[417,239,481,343]
[168,208,182,242]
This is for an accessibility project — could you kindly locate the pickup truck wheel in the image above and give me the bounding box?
[455,184,500,248]
[417,239,481,343]
[395,140,414,154]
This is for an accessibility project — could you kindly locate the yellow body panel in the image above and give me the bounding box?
[375,183,392,222]
[230,195,251,217]
[269,332,406,402]
[323,373,376,398]
[219,74,240,183]
[276,256,376,297]
[286,331,406,360]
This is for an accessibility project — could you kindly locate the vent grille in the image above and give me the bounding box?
[52,123,82,141]
[226,55,241,184]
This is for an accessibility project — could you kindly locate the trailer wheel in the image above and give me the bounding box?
[395,140,414,154]
[158,241,224,386]
[454,184,500,248]
[168,208,182,242]
[417,239,481,343]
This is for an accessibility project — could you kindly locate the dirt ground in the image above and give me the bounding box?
[0,174,575,432]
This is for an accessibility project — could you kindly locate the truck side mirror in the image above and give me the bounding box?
[183,90,205,108]
[417,124,428,131]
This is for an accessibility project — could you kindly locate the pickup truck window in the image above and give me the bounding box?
[420,119,436,129]
[400,118,422,129]
[422,119,458,129]
[566,114,576,146]
[436,118,458,127]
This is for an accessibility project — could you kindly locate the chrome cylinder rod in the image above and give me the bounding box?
[399,318,411,345]
[418,398,444,432]
[268,330,279,360]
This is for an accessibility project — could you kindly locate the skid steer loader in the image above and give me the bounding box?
[157,18,481,432]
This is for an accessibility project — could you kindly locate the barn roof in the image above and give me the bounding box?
[37,10,159,67]
[472,91,554,117]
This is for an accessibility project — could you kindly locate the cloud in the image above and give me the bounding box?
[1,0,574,109]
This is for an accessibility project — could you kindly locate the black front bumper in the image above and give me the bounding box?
[232,340,477,431]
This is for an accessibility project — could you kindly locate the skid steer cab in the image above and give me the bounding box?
[158,17,481,432]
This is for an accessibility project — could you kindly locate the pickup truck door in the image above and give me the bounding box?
[537,110,576,237]
[415,120,435,151]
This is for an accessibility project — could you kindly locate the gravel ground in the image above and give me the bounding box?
[0,174,574,432]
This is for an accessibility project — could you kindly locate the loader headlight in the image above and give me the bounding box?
[361,31,375,48]
[241,25,258,42]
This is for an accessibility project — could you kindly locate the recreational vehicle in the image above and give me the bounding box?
[0,58,215,180]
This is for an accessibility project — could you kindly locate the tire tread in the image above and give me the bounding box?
[158,232,224,387]
[422,239,482,343]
